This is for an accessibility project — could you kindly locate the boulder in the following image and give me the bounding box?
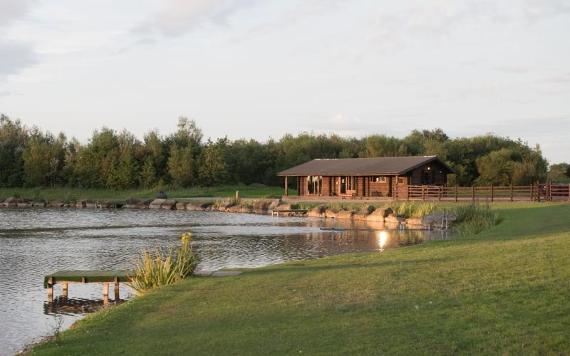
[366,209,386,222]
[17,202,32,208]
[47,201,64,208]
[161,199,177,210]
[307,206,325,218]
[176,202,187,210]
[31,201,46,208]
[352,212,369,221]
[324,209,338,219]
[186,203,205,211]
[75,200,87,208]
[337,210,354,220]
[85,202,98,209]
[149,199,165,209]
[1,197,20,207]
[267,200,281,211]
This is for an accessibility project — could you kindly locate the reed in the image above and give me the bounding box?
[450,204,499,236]
[129,232,198,293]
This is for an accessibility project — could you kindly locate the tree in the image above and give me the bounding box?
[168,145,194,187]
[548,163,570,183]
[198,140,228,186]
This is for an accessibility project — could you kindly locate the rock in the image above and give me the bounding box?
[385,213,404,224]
[17,202,32,208]
[352,212,369,221]
[336,210,354,220]
[405,217,423,226]
[85,202,98,209]
[366,209,386,222]
[1,197,21,207]
[176,202,187,210]
[47,201,64,208]
[149,199,165,209]
[31,201,46,208]
[324,209,338,219]
[75,200,87,208]
[186,203,205,211]
[307,206,325,218]
[160,199,177,210]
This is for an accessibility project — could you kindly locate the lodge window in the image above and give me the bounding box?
[307,176,322,195]
[398,177,407,184]
[373,176,387,183]
[339,176,355,194]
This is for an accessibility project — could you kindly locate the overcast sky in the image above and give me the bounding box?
[0,0,569,163]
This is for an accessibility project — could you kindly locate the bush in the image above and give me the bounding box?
[129,232,198,293]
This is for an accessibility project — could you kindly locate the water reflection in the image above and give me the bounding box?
[44,296,125,316]
[0,208,451,355]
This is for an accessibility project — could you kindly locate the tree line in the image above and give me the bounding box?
[0,114,567,190]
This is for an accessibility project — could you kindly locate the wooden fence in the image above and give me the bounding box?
[394,183,570,202]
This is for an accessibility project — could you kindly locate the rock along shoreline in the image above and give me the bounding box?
[0,196,456,230]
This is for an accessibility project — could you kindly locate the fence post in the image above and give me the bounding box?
[491,184,494,202]
[455,185,458,202]
[438,186,442,201]
[530,184,533,201]
[421,185,425,201]
[472,186,475,202]
[510,184,514,202]
[549,181,552,201]
[537,183,541,202]
[568,184,570,202]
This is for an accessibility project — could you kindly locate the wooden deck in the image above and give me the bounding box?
[44,270,132,304]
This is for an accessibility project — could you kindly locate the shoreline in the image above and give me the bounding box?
[0,196,457,231]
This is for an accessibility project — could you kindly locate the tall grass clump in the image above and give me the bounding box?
[393,202,437,218]
[129,232,198,293]
[451,204,500,236]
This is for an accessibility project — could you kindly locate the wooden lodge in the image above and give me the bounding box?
[278,156,454,199]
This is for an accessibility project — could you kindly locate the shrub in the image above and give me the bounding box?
[129,232,198,293]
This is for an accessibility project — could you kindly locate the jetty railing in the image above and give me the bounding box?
[394,183,570,202]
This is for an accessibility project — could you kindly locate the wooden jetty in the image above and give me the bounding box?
[44,270,132,304]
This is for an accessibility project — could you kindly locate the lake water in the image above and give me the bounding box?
[0,208,449,354]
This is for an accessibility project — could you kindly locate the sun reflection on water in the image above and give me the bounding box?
[376,231,389,251]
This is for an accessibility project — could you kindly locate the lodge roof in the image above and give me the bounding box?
[277,156,454,176]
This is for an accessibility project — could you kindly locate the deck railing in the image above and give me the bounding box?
[394,183,570,202]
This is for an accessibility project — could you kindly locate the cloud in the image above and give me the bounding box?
[133,0,261,38]
[0,0,37,79]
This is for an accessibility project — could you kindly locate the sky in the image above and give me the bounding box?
[0,0,569,163]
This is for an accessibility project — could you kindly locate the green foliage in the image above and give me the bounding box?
[393,202,437,218]
[129,233,198,293]
[0,115,551,189]
[167,145,194,187]
[450,204,499,236]
[548,163,570,183]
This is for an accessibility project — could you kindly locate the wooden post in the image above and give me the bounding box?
[568,184,570,202]
[235,190,240,201]
[438,186,442,201]
[103,282,109,305]
[472,186,475,202]
[537,183,541,202]
[114,278,120,301]
[490,184,494,202]
[47,278,54,303]
[284,176,288,196]
[62,282,68,298]
[455,185,458,202]
[510,185,514,202]
[548,181,552,201]
[530,184,534,201]
[421,185,425,201]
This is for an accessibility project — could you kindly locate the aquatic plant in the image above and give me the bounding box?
[450,204,500,236]
[393,202,437,218]
[129,232,198,293]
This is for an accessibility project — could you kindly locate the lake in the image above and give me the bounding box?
[0,208,449,354]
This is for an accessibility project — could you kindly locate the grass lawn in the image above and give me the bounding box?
[0,184,288,201]
[32,203,570,355]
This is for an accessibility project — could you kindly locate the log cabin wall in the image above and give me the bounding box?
[321,176,332,196]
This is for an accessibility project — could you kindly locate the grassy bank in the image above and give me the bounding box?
[32,203,570,355]
[0,184,288,202]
